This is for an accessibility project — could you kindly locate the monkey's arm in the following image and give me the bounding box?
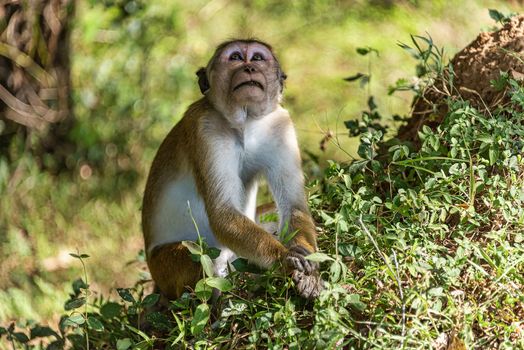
[264,121,323,298]
[196,134,288,269]
[265,121,317,254]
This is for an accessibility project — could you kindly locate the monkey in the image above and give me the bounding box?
[142,39,323,300]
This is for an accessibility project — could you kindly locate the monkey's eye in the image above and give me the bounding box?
[251,53,265,61]
[229,52,242,61]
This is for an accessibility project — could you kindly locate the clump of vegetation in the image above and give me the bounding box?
[2,13,523,348]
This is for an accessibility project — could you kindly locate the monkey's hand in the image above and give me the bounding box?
[285,245,319,275]
[284,246,324,299]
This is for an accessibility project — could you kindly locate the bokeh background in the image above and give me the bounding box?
[0,0,522,325]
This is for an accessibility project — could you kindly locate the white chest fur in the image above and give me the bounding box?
[148,107,292,275]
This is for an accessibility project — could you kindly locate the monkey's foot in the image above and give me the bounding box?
[291,270,325,299]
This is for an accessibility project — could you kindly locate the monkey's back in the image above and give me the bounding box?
[142,99,217,255]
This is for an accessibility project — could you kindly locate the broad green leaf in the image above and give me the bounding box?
[116,338,133,350]
[205,277,233,292]
[66,314,85,325]
[195,279,212,301]
[13,332,29,343]
[207,247,221,259]
[30,325,58,339]
[182,241,202,255]
[116,288,135,303]
[87,316,104,331]
[489,146,498,165]
[200,254,214,277]
[305,252,334,262]
[231,258,262,273]
[100,302,122,319]
[141,293,160,308]
[191,303,210,335]
[64,297,86,311]
[347,294,367,311]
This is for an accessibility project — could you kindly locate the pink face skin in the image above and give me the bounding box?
[206,41,283,120]
[214,42,278,102]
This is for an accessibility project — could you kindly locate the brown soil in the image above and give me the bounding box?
[396,15,524,145]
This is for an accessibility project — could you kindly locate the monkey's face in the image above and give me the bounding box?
[202,41,286,118]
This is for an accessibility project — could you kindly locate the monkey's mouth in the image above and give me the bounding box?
[233,80,264,91]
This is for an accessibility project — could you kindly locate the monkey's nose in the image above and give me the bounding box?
[244,66,256,73]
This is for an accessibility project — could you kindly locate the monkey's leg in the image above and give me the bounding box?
[289,208,317,253]
[148,243,202,299]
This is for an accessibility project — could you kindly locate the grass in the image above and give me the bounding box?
[1,1,524,349]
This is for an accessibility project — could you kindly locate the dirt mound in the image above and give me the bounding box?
[396,15,524,145]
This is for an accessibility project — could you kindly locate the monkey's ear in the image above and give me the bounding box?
[196,67,210,94]
[279,70,287,92]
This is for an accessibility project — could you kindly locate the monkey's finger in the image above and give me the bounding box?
[286,255,305,272]
[302,259,319,275]
[289,245,311,256]
[289,246,319,274]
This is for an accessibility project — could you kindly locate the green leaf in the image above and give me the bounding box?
[305,252,334,262]
[347,294,367,311]
[30,325,59,339]
[191,303,210,335]
[231,258,262,273]
[338,244,362,258]
[348,159,368,173]
[125,325,151,344]
[66,314,85,326]
[330,260,342,282]
[195,279,213,301]
[488,9,505,23]
[182,241,202,255]
[489,146,499,165]
[72,279,88,294]
[207,247,221,259]
[205,277,233,292]
[64,297,86,311]
[100,302,122,319]
[430,135,440,151]
[13,332,30,343]
[116,338,133,350]
[200,254,214,277]
[116,288,135,303]
[428,287,444,297]
[141,293,160,308]
[87,316,104,331]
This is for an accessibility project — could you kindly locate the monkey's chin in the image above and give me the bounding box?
[233,87,266,103]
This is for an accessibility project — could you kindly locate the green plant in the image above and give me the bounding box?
[3,8,524,350]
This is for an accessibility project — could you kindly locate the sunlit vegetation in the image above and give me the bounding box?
[1,1,523,349]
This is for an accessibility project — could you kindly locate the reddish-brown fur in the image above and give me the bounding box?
[148,243,202,299]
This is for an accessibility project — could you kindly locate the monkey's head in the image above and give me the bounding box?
[196,39,287,123]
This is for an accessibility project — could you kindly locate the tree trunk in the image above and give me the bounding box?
[0,0,74,170]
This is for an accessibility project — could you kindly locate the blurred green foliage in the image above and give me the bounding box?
[71,0,510,172]
[0,0,521,338]
[2,16,524,348]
